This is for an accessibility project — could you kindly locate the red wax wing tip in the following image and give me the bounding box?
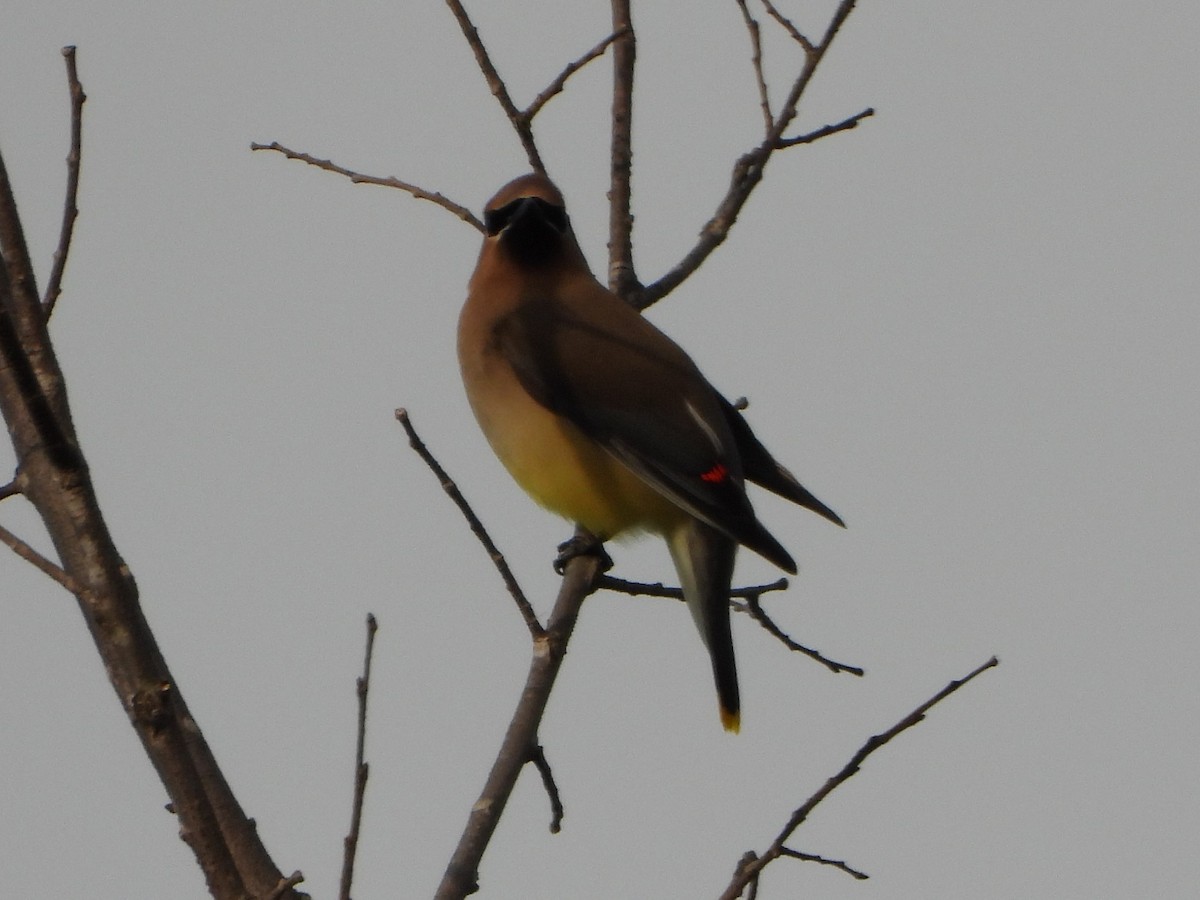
[700,463,729,484]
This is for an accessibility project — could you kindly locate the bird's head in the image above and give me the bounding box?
[482,173,582,269]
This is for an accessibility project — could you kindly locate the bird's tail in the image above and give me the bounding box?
[667,519,741,732]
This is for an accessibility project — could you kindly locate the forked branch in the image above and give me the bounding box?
[1,50,305,900]
[598,573,863,675]
[639,0,867,309]
[444,0,626,174]
[719,657,1000,899]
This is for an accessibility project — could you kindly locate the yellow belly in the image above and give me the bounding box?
[473,385,683,540]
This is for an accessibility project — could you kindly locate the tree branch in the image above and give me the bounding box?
[597,573,789,602]
[607,0,637,299]
[597,574,863,676]
[718,657,1000,899]
[529,743,565,834]
[396,408,542,638]
[779,107,874,147]
[758,0,816,54]
[338,614,378,900]
[735,0,774,133]
[2,58,305,900]
[639,0,863,309]
[525,27,629,122]
[743,592,863,676]
[435,549,604,899]
[443,0,544,172]
[249,143,483,231]
[0,519,78,592]
[43,45,85,317]
[778,847,869,880]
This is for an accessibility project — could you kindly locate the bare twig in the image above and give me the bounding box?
[444,6,626,174]
[529,744,565,834]
[395,408,542,638]
[779,847,868,880]
[250,143,483,231]
[435,550,604,900]
[597,573,788,602]
[759,0,816,53]
[3,79,304,899]
[0,479,18,501]
[718,657,1001,900]
[608,0,638,300]
[43,46,86,317]
[443,0,544,172]
[339,614,378,900]
[735,0,774,133]
[257,12,623,215]
[0,520,78,592]
[779,107,874,147]
[526,27,629,122]
[743,593,864,676]
[640,0,863,309]
[597,574,862,675]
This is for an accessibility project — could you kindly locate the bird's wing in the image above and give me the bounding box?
[494,296,796,571]
[719,397,845,528]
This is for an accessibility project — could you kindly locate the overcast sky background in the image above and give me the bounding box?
[2,2,1197,898]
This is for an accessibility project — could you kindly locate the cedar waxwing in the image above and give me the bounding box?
[458,173,843,732]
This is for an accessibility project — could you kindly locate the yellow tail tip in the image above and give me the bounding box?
[720,708,741,733]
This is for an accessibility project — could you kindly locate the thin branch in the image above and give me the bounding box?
[255,19,622,229]
[778,107,874,147]
[0,479,18,501]
[759,0,816,53]
[597,573,788,602]
[339,614,378,900]
[525,27,629,121]
[743,593,864,676]
[250,143,483,231]
[779,847,869,880]
[607,0,638,300]
[395,408,543,638]
[435,549,603,900]
[443,0,544,172]
[43,46,86,317]
[3,78,303,898]
[529,744,565,834]
[718,657,1001,900]
[640,0,862,309]
[735,0,774,133]
[597,574,861,675]
[0,520,78,593]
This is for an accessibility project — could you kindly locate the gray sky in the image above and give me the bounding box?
[2,2,1197,898]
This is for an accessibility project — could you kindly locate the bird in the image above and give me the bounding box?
[457,172,843,732]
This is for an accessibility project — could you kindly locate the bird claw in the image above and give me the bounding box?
[553,535,613,575]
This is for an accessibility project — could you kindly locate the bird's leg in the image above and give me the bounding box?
[553,530,613,575]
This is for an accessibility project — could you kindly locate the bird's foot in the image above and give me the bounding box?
[554,534,613,575]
